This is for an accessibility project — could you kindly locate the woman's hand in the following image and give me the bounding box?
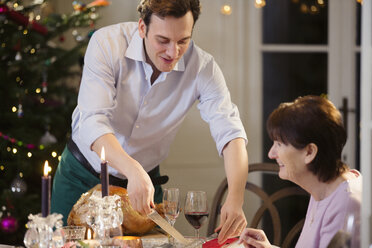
[238,228,272,248]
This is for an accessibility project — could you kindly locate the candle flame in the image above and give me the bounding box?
[87,228,92,239]
[43,161,49,176]
[100,146,105,161]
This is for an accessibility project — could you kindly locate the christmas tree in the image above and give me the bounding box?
[0,0,108,244]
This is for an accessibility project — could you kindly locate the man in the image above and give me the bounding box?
[51,0,248,243]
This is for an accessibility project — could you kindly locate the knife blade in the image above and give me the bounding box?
[148,209,190,245]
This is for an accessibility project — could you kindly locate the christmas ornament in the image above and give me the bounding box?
[0,215,19,233]
[42,71,48,93]
[10,176,27,196]
[15,51,22,61]
[40,130,57,145]
[72,1,87,12]
[87,0,110,8]
[17,103,23,118]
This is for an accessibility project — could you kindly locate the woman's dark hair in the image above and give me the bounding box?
[266,95,348,182]
[137,0,201,33]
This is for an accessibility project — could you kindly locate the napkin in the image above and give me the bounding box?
[202,237,240,248]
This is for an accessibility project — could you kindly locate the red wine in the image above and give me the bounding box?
[185,212,209,229]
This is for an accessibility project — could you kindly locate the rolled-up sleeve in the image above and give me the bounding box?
[75,31,117,149]
[196,59,247,156]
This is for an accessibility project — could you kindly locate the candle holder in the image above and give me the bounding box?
[84,190,123,242]
[24,213,64,248]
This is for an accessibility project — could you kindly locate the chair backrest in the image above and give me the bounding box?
[327,230,351,248]
[207,163,309,248]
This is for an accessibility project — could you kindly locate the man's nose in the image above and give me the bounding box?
[166,43,179,58]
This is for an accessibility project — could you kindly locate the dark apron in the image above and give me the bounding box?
[51,146,165,225]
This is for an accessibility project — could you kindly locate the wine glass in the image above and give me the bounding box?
[163,188,181,245]
[184,191,209,239]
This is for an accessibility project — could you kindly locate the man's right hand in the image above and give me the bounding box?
[91,133,155,215]
[126,164,155,215]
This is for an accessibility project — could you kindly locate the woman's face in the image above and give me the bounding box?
[268,140,308,183]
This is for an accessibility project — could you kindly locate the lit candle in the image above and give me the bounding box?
[87,228,93,239]
[100,146,109,197]
[113,236,143,248]
[41,161,51,217]
[82,228,100,247]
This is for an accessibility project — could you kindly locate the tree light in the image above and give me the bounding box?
[255,0,266,8]
[220,5,232,15]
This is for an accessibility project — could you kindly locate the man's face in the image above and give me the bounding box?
[138,11,194,73]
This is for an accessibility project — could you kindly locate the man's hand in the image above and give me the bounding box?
[215,199,247,244]
[238,228,272,248]
[126,165,155,215]
[217,138,248,244]
[91,133,155,215]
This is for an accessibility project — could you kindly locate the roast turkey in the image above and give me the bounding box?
[67,184,164,235]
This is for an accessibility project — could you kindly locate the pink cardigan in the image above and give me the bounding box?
[296,170,362,248]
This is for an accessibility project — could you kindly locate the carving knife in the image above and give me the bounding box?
[147,209,190,245]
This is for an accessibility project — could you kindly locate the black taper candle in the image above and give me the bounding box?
[101,160,109,197]
[41,161,51,217]
[100,146,109,197]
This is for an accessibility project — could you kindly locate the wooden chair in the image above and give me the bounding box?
[327,230,351,248]
[207,163,309,248]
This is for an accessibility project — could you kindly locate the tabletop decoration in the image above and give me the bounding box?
[84,190,123,242]
[23,213,64,248]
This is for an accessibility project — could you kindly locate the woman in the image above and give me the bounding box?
[239,95,361,248]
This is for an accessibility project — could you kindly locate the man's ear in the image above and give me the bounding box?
[138,18,146,39]
[304,143,318,165]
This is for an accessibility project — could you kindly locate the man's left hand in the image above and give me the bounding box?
[215,199,247,244]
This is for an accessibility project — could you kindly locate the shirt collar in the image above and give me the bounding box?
[125,30,185,72]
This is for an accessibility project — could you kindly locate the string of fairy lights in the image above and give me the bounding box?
[220,0,362,15]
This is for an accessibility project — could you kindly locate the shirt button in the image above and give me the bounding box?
[144,101,147,105]
[135,125,139,128]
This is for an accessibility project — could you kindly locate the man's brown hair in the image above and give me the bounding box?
[137,0,201,32]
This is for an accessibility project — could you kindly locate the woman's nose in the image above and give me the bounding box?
[268,145,277,159]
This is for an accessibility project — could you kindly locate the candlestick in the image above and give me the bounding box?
[41,161,51,217]
[100,146,109,197]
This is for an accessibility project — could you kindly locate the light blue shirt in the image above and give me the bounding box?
[71,22,247,178]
